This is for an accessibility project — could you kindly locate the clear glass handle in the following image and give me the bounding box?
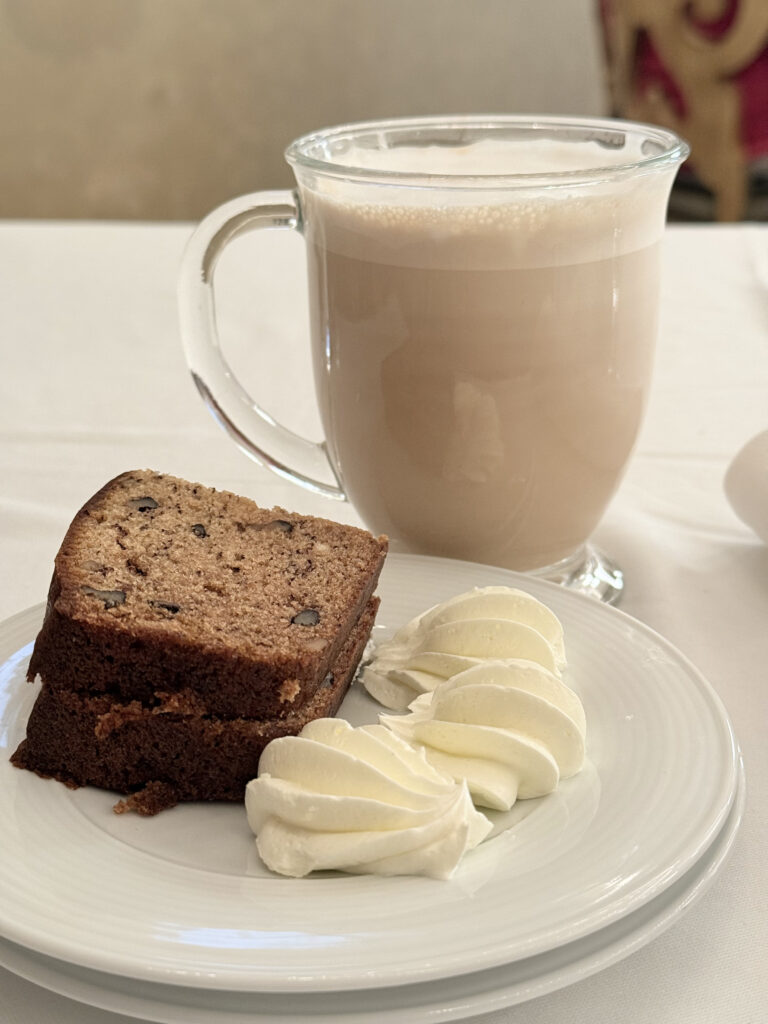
[177,190,345,499]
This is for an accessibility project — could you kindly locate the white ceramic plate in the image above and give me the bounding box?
[0,554,740,993]
[0,765,745,1023]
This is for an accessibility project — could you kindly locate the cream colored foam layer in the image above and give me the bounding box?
[333,137,651,175]
[301,137,676,269]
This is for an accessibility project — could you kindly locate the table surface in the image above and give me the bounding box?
[0,220,766,1024]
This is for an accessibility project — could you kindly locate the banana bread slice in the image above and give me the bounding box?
[26,470,387,718]
[12,598,378,815]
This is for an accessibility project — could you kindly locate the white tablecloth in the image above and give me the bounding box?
[0,221,766,1023]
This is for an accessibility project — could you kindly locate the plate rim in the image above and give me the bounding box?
[0,762,746,1023]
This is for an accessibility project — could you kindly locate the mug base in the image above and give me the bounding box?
[526,543,624,606]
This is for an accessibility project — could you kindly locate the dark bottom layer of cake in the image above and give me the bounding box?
[11,599,377,814]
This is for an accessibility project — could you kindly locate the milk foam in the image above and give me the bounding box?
[302,137,675,269]
[336,136,650,176]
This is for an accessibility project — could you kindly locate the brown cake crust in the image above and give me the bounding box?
[13,599,378,814]
[27,470,387,718]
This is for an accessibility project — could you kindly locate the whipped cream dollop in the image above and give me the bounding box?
[382,659,586,811]
[245,718,491,879]
[361,586,567,711]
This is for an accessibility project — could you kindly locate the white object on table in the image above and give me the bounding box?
[724,428,768,545]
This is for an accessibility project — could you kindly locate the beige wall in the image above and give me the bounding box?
[0,0,608,220]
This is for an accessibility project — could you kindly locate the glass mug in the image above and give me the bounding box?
[178,115,688,603]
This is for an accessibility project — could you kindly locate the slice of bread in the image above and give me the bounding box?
[13,598,378,815]
[27,470,388,718]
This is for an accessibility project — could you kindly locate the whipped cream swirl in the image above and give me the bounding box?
[361,586,567,710]
[382,659,586,811]
[246,718,491,878]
